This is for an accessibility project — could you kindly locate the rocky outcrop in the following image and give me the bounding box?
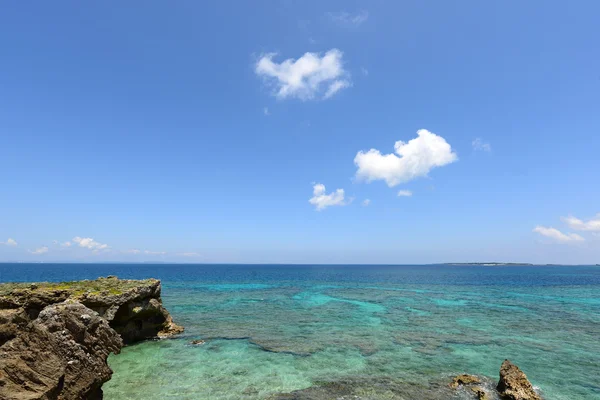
[0,301,122,400]
[0,277,183,344]
[0,277,183,399]
[497,359,541,400]
[449,360,541,400]
[449,374,481,388]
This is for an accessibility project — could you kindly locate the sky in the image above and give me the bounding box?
[1,1,599,264]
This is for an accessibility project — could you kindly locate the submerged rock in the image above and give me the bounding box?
[267,377,457,400]
[0,301,122,400]
[497,360,541,400]
[0,277,183,399]
[471,386,490,400]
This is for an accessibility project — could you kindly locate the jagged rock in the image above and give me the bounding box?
[0,277,183,344]
[450,374,481,388]
[0,277,183,399]
[191,339,206,345]
[497,359,541,400]
[0,301,122,400]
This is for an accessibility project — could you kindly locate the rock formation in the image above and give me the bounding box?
[0,277,183,399]
[0,301,122,399]
[497,359,541,400]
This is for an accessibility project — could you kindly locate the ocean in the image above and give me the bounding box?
[1,263,599,399]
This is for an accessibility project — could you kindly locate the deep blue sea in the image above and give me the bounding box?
[1,264,599,399]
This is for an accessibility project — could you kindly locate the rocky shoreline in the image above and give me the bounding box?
[0,276,183,399]
[0,277,544,400]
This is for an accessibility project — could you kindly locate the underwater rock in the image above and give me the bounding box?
[471,386,490,400]
[497,359,541,400]
[0,301,122,400]
[267,377,457,400]
[191,339,206,345]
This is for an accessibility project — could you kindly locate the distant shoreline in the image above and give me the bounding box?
[0,261,597,266]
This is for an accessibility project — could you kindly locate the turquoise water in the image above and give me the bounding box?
[1,264,599,399]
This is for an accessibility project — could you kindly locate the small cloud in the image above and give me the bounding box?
[29,246,49,255]
[472,138,491,152]
[533,226,584,243]
[73,237,109,251]
[309,183,347,211]
[562,214,600,232]
[328,10,369,26]
[255,49,351,100]
[354,129,458,187]
[362,199,371,207]
[397,190,413,197]
[124,249,141,254]
[61,241,71,247]
[178,252,200,257]
[263,107,270,116]
[361,67,369,76]
[144,250,167,255]
[1,238,17,247]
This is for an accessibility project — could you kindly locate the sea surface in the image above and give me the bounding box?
[1,264,599,399]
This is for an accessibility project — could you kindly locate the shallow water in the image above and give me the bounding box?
[1,264,599,399]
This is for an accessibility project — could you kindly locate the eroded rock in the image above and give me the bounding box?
[0,301,122,400]
[450,374,481,388]
[497,360,541,400]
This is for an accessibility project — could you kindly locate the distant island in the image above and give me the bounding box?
[444,262,534,266]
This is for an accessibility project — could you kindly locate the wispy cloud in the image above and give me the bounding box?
[309,183,347,211]
[472,138,491,152]
[533,226,584,243]
[354,129,458,187]
[178,252,200,257]
[362,199,371,207]
[144,250,166,255]
[255,49,351,100]
[327,10,369,26]
[73,237,109,251]
[562,214,600,232]
[1,238,17,247]
[397,190,413,197]
[263,107,270,116]
[28,246,49,254]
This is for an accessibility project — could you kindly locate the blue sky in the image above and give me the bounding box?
[1,1,599,264]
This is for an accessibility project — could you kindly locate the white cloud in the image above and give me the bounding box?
[472,138,491,152]
[124,249,141,254]
[328,10,369,26]
[72,237,109,250]
[361,67,369,76]
[144,250,166,255]
[178,252,200,257]
[362,199,371,207]
[255,49,351,100]
[61,241,71,247]
[1,238,17,247]
[354,129,458,187]
[263,107,270,116]
[562,214,600,232]
[29,246,49,255]
[324,79,352,99]
[533,226,584,243]
[309,183,347,211]
[397,190,413,197]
